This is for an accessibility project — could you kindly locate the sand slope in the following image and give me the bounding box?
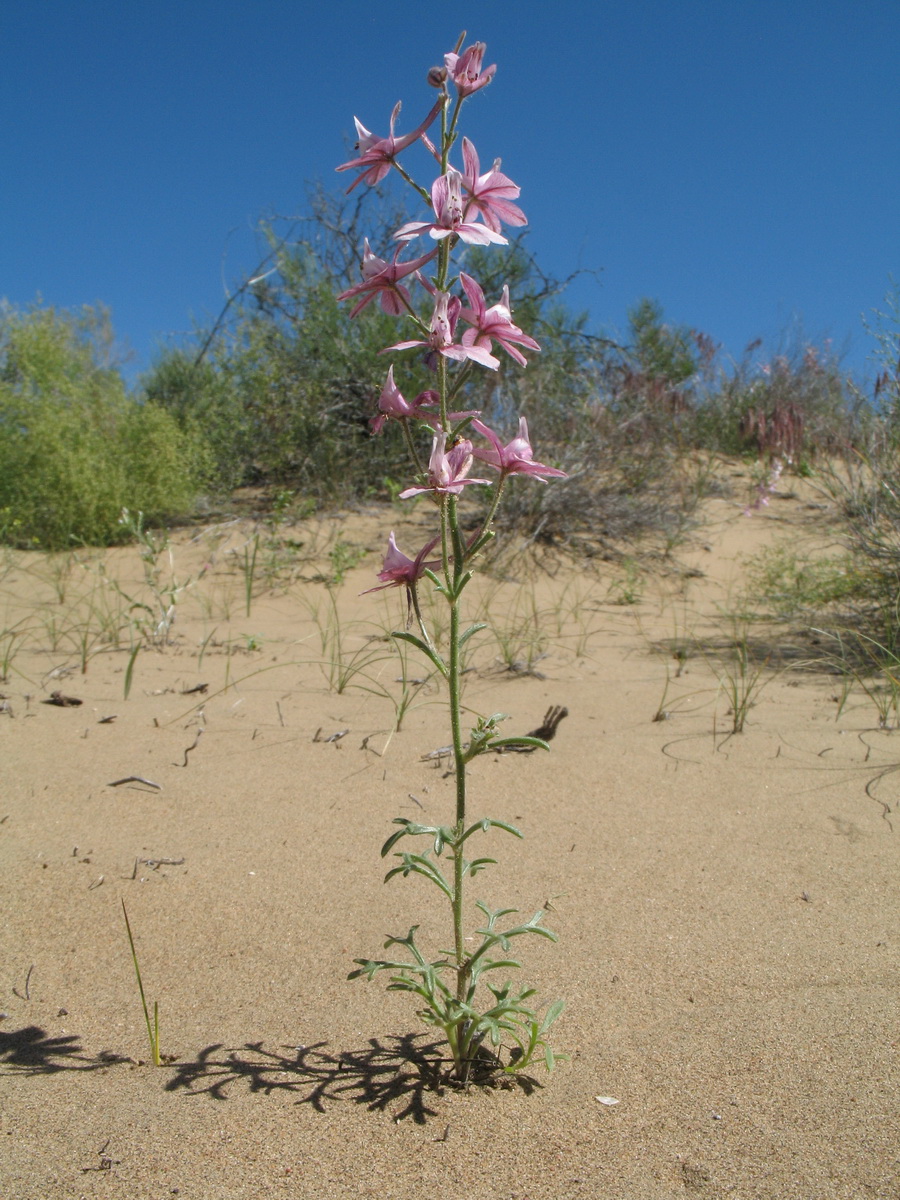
[1,479,898,1199]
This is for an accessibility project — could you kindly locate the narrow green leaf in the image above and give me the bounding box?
[124,643,140,701]
[527,925,559,942]
[391,631,448,678]
[380,827,411,857]
[384,854,453,899]
[460,818,524,844]
[472,958,521,976]
[489,819,524,839]
[489,735,551,753]
[122,899,159,1065]
[466,856,497,876]
[524,910,560,938]
[422,568,448,596]
[448,569,473,599]
[540,998,565,1033]
[459,622,488,647]
[380,820,440,857]
[466,529,496,558]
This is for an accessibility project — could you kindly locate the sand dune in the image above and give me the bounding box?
[2,478,898,1199]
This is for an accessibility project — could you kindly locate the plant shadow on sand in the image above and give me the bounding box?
[0,1025,129,1074]
[164,1034,540,1122]
[0,1025,539,1125]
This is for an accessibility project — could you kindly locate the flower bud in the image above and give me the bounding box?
[427,65,448,87]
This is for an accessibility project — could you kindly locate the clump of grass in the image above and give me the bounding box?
[816,628,900,729]
[607,557,643,606]
[742,544,860,618]
[0,617,32,682]
[326,539,366,587]
[483,582,549,677]
[302,588,392,694]
[712,633,770,734]
[691,608,783,736]
[113,509,197,647]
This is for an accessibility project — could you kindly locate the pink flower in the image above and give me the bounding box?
[460,138,527,234]
[744,457,784,516]
[459,274,540,368]
[394,169,508,247]
[361,531,441,594]
[399,432,491,499]
[444,42,496,97]
[470,417,567,482]
[383,290,500,370]
[336,99,442,192]
[371,367,442,434]
[337,240,438,318]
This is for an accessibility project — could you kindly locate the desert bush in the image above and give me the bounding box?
[865,286,900,432]
[0,303,206,548]
[604,299,713,447]
[479,296,722,551]
[144,196,617,512]
[144,233,425,500]
[794,289,900,652]
[694,334,859,463]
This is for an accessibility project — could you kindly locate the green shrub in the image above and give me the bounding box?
[143,244,421,500]
[0,303,207,548]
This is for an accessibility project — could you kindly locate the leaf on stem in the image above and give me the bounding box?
[422,568,449,597]
[469,532,497,558]
[460,817,523,844]
[447,569,473,600]
[465,856,497,876]
[459,622,488,647]
[391,631,448,678]
[488,735,551,753]
[384,852,453,898]
[539,998,565,1033]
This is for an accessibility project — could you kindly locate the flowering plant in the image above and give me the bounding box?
[338,34,566,1084]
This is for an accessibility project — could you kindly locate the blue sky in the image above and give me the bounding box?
[2,1,898,384]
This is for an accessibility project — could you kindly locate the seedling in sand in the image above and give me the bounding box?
[121,900,162,1067]
[241,531,260,616]
[0,617,31,682]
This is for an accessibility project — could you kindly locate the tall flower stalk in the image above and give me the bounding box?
[339,34,565,1083]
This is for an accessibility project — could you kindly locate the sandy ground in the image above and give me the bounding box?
[1,471,898,1199]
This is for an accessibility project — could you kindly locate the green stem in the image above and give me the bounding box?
[438,355,449,440]
[440,496,452,582]
[466,477,507,562]
[409,582,436,654]
[445,93,464,151]
[390,159,432,206]
[446,361,475,404]
[443,492,469,1000]
[393,288,430,328]
[400,418,425,476]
